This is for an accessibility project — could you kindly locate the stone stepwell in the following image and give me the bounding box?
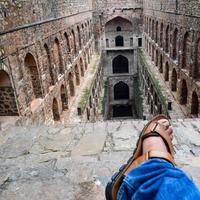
[0,119,200,199]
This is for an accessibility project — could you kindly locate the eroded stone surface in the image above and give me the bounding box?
[0,119,200,199]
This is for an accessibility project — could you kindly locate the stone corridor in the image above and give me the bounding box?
[0,119,200,199]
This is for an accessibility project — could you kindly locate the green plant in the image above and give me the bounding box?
[139,50,168,113]
[78,88,90,111]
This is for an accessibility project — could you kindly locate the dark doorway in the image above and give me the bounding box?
[138,38,142,47]
[52,98,60,121]
[116,26,122,32]
[191,91,199,116]
[115,35,124,46]
[165,62,169,81]
[112,55,129,73]
[171,69,177,91]
[180,79,188,105]
[113,105,133,117]
[61,85,68,110]
[114,82,129,100]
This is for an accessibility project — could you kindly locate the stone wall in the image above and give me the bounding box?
[0,0,92,32]
[0,0,96,124]
[143,0,200,117]
[0,87,18,116]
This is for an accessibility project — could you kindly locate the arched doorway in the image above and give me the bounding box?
[72,30,77,55]
[116,26,121,32]
[64,32,71,52]
[24,53,42,98]
[159,54,163,73]
[182,32,191,69]
[68,73,75,96]
[75,65,80,85]
[165,62,169,81]
[112,55,129,73]
[165,25,169,53]
[77,26,82,49]
[155,50,158,66]
[60,85,68,110]
[52,98,60,121]
[54,38,64,74]
[194,39,200,78]
[114,82,129,100]
[172,28,178,60]
[44,44,55,85]
[0,70,18,116]
[115,35,124,46]
[180,79,188,105]
[191,91,199,116]
[160,23,163,47]
[80,58,84,77]
[171,69,177,91]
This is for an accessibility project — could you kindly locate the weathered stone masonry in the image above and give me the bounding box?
[0,0,96,124]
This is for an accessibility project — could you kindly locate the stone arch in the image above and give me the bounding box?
[80,58,84,77]
[160,23,163,47]
[180,79,188,105]
[75,64,80,85]
[155,49,159,66]
[72,29,77,55]
[152,19,155,40]
[52,98,60,121]
[182,32,191,69]
[115,35,124,47]
[64,32,71,52]
[165,25,169,53]
[159,54,163,73]
[149,18,151,36]
[0,70,18,116]
[172,28,178,60]
[105,16,132,27]
[114,81,129,100]
[77,26,82,49]
[54,38,64,74]
[155,21,158,43]
[24,53,42,98]
[44,44,55,85]
[171,68,177,91]
[112,55,129,73]
[194,38,200,78]
[165,62,169,81]
[60,85,68,110]
[191,91,199,116]
[68,72,75,96]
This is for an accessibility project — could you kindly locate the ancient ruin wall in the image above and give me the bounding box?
[0,0,93,32]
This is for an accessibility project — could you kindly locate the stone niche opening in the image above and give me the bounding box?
[113,105,133,118]
[0,70,18,116]
[114,81,129,100]
[112,55,129,73]
[24,53,42,99]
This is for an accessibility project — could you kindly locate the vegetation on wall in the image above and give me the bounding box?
[101,78,108,116]
[139,50,168,114]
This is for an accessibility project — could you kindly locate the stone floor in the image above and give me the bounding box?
[0,119,200,199]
